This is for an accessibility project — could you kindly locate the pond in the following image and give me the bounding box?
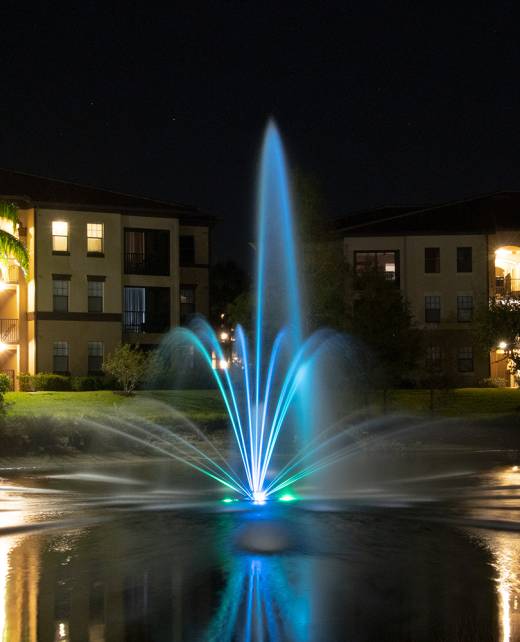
[0,452,519,641]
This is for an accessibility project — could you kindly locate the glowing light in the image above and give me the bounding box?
[0,342,8,353]
[219,359,229,370]
[512,465,519,472]
[499,341,508,350]
[252,490,267,504]
[220,331,229,341]
[0,282,6,293]
[222,497,238,504]
[279,493,296,502]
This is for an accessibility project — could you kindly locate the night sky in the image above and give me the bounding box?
[2,2,520,265]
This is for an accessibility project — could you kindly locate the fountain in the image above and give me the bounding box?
[156,120,342,502]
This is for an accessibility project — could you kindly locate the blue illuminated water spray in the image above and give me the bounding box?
[161,121,335,502]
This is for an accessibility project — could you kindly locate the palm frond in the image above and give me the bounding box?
[0,230,29,275]
[0,201,20,231]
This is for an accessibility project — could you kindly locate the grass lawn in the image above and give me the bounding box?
[4,388,520,422]
[4,389,227,423]
[388,387,520,416]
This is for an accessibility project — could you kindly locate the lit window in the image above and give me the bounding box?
[457,346,474,372]
[88,341,104,374]
[53,341,69,373]
[52,221,68,252]
[88,280,104,313]
[53,278,69,312]
[87,223,104,254]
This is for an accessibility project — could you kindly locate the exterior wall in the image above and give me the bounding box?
[36,320,121,375]
[179,224,210,318]
[343,233,490,386]
[122,214,179,342]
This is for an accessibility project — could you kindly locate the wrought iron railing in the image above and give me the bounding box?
[0,319,18,343]
[123,311,170,334]
[495,276,520,296]
[124,253,169,276]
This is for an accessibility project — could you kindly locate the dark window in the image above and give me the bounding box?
[53,341,69,373]
[53,279,69,312]
[124,229,170,275]
[354,250,400,285]
[458,346,474,372]
[425,295,441,323]
[424,247,440,273]
[88,280,104,313]
[457,247,472,273]
[180,235,195,265]
[426,346,442,372]
[457,295,473,322]
[123,286,170,333]
[88,341,104,374]
[180,285,196,324]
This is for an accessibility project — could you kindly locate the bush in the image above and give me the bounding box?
[18,373,35,391]
[17,372,71,391]
[71,376,113,391]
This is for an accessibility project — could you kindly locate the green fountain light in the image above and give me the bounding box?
[278,493,296,502]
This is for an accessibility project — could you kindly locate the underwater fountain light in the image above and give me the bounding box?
[253,490,267,505]
[278,493,296,502]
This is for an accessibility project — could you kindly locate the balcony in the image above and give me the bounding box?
[495,276,520,297]
[0,261,19,284]
[124,252,170,276]
[0,319,18,343]
[123,311,170,334]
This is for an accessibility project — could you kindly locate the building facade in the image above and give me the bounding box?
[0,169,213,386]
[337,192,520,386]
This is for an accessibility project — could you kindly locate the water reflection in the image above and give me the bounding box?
[204,555,310,642]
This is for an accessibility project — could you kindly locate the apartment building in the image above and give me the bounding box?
[337,192,520,386]
[0,169,213,386]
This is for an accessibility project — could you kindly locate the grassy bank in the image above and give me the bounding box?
[384,388,520,416]
[4,389,227,423]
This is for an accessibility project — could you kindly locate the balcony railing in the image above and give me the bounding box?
[496,276,520,296]
[124,252,169,276]
[123,311,170,334]
[0,319,18,343]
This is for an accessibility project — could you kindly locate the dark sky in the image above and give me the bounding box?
[2,2,520,265]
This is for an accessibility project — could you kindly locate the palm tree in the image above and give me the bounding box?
[0,201,29,276]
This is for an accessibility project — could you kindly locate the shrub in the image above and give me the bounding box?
[71,376,110,391]
[103,344,149,395]
[18,372,35,391]
[34,373,71,391]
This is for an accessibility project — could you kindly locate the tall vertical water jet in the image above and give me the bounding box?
[157,120,341,500]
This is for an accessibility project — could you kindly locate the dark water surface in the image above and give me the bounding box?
[0,453,519,641]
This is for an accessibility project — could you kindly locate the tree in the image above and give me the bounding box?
[210,260,249,324]
[102,344,150,395]
[0,202,29,275]
[346,270,421,407]
[474,296,520,375]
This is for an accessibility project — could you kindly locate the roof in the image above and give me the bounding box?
[0,168,214,225]
[335,192,520,237]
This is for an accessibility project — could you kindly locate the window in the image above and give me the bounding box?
[424,247,440,273]
[123,286,170,333]
[180,285,196,324]
[53,278,69,312]
[425,295,441,323]
[180,235,195,265]
[87,223,104,254]
[88,341,104,374]
[354,250,400,284]
[124,229,170,275]
[426,346,442,372]
[457,247,472,273]
[458,346,474,372]
[457,295,473,322]
[88,280,104,313]
[53,341,69,373]
[52,221,68,253]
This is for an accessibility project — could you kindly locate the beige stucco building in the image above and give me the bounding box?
[0,169,213,387]
[338,193,520,386]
